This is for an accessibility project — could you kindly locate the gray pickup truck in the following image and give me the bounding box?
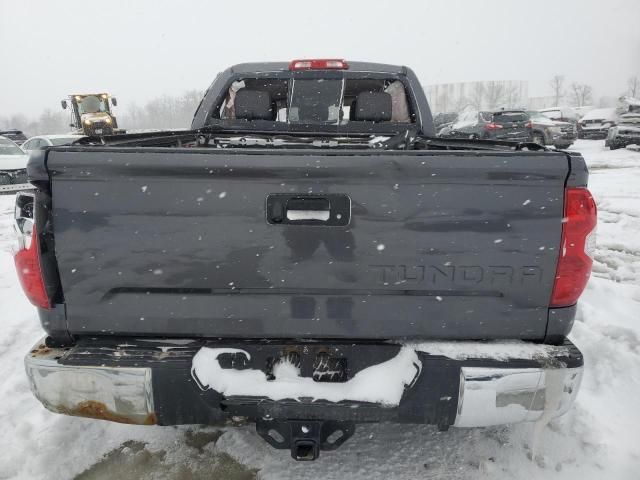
[17,60,596,461]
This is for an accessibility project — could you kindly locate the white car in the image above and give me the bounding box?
[0,136,30,192]
[21,134,83,154]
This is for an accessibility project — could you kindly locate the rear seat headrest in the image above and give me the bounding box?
[234,90,275,120]
[354,92,392,122]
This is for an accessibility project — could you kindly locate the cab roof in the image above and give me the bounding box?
[228,61,405,75]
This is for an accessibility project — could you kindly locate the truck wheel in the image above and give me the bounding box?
[609,143,621,150]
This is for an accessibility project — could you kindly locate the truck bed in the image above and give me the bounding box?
[44,146,571,341]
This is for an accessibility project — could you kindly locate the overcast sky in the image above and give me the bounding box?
[1,0,639,117]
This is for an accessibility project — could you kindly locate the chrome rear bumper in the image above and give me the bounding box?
[25,342,156,425]
[25,338,583,429]
[455,366,582,427]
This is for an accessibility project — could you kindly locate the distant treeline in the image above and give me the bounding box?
[0,89,203,136]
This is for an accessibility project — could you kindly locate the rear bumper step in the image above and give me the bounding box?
[25,337,583,453]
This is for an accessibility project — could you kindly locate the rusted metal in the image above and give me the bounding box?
[30,344,51,356]
[56,400,157,425]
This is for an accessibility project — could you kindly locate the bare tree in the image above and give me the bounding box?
[628,76,639,98]
[436,92,449,113]
[549,75,565,105]
[485,81,506,109]
[570,83,593,107]
[468,82,485,110]
[504,84,521,109]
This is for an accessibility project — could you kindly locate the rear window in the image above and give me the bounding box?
[218,76,413,126]
[289,79,342,123]
[492,112,528,124]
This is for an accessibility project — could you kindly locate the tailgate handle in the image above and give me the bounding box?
[267,194,351,226]
[286,197,330,221]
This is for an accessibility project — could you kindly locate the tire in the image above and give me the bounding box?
[531,132,545,145]
[609,143,621,150]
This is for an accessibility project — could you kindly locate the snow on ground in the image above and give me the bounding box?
[0,139,639,479]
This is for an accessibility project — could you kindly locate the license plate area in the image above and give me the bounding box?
[214,343,401,383]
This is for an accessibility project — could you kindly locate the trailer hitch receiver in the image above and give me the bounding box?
[256,419,355,460]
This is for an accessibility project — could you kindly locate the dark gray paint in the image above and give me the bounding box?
[46,147,570,340]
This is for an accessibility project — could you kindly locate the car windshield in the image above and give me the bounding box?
[0,137,24,155]
[528,111,551,122]
[541,110,562,120]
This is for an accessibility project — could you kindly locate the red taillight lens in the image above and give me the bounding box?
[14,225,50,309]
[484,123,503,130]
[525,121,532,129]
[550,187,597,307]
[289,59,349,70]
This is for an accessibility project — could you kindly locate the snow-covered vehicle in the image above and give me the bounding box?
[438,108,533,142]
[0,129,28,146]
[606,112,640,149]
[0,135,31,193]
[17,60,594,461]
[578,107,618,139]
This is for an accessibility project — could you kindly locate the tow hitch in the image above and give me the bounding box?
[256,419,355,460]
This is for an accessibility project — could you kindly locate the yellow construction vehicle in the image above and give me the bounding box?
[61,93,125,136]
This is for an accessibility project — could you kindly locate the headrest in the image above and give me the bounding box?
[234,90,274,120]
[353,92,392,122]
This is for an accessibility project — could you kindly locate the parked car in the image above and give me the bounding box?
[527,111,576,149]
[578,108,618,139]
[18,59,590,461]
[539,107,580,124]
[0,129,28,146]
[21,134,84,154]
[606,112,640,149]
[0,136,30,192]
[432,112,458,130]
[442,108,532,142]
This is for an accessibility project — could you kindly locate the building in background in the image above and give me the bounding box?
[425,80,528,114]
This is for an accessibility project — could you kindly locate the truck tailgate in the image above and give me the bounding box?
[47,148,569,340]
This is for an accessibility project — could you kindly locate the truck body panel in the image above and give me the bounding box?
[48,148,568,340]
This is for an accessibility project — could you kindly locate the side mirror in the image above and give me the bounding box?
[111,97,118,107]
[61,100,68,110]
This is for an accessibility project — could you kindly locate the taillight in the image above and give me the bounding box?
[550,187,597,307]
[484,123,503,130]
[525,121,532,129]
[14,193,50,309]
[289,59,349,70]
